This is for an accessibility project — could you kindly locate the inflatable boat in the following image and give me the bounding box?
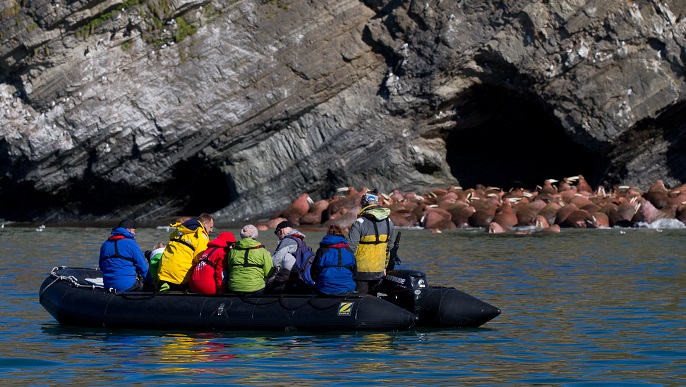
[39,266,500,332]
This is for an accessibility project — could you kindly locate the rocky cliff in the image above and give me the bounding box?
[1,0,686,223]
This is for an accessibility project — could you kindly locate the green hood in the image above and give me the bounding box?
[360,206,391,221]
[236,238,263,248]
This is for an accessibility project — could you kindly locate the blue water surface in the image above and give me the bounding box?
[0,226,684,386]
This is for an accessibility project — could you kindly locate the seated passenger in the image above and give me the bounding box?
[267,220,315,293]
[227,225,274,295]
[146,242,166,283]
[189,232,236,294]
[156,213,214,291]
[311,225,357,295]
[99,218,153,292]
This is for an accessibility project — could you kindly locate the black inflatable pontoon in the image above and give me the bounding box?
[39,267,500,332]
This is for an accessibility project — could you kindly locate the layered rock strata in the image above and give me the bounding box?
[1,0,686,222]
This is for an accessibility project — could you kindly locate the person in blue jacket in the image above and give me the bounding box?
[99,218,153,292]
[311,225,357,295]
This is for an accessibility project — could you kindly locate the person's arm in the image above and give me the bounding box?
[192,230,210,264]
[270,266,290,286]
[130,242,152,283]
[269,247,295,286]
[262,249,275,279]
[226,250,234,273]
[387,219,395,250]
[272,239,298,271]
[385,219,395,267]
[346,247,357,275]
[98,243,107,269]
[311,249,323,282]
[214,250,226,292]
[348,219,363,253]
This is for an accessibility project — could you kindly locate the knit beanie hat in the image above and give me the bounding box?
[240,224,258,239]
[117,218,136,229]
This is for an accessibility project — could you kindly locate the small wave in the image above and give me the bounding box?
[635,219,685,229]
[395,226,424,230]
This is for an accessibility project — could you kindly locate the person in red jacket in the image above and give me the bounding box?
[189,232,236,294]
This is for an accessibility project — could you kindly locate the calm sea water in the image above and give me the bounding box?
[1,223,685,386]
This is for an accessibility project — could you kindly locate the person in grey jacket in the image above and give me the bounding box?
[267,220,313,293]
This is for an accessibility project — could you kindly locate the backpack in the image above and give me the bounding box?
[291,237,316,286]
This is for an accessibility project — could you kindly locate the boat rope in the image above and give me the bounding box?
[280,294,317,311]
[43,267,162,296]
[233,294,327,310]
[43,266,107,290]
[252,293,363,311]
[120,293,160,300]
[39,266,92,301]
[237,294,281,306]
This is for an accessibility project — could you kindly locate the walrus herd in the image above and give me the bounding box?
[257,176,686,233]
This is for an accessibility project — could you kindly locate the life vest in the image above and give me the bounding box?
[313,242,356,295]
[232,245,266,268]
[227,241,273,293]
[197,247,221,269]
[354,216,390,273]
[99,233,148,291]
[189,247,223,294]
[157,221,209,285]
[100,236,134,263]
[315,246,355,270]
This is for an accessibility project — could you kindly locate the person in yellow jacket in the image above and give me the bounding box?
[156,213,214,291]
[348,192,395,295]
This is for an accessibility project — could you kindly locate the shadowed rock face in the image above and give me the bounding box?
[1,0,686,222]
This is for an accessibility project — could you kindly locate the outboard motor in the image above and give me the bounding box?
[378,269,502,328]
[377,269,428,315]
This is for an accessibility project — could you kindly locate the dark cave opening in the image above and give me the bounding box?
[169,158,237,216]
[657,103,686,183]
[445,85,609,191]
[68,156,237,220]
[0,158,236,222]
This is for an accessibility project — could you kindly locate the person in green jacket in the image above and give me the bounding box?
[146,242,167,283]
[227,224,274,295]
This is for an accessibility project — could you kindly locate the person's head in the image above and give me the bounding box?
[360,193,379,208]
[326,224,345,237]
[117,218,136,234]
[198,213,214,233]
[240,224,259,239]
[213,232,237,248]
[274,220,292,239]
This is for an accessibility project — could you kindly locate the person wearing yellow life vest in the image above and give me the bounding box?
[156,213,214,291]
[348,192,395,295]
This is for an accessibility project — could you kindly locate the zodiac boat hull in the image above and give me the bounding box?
[39,267,500,332]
